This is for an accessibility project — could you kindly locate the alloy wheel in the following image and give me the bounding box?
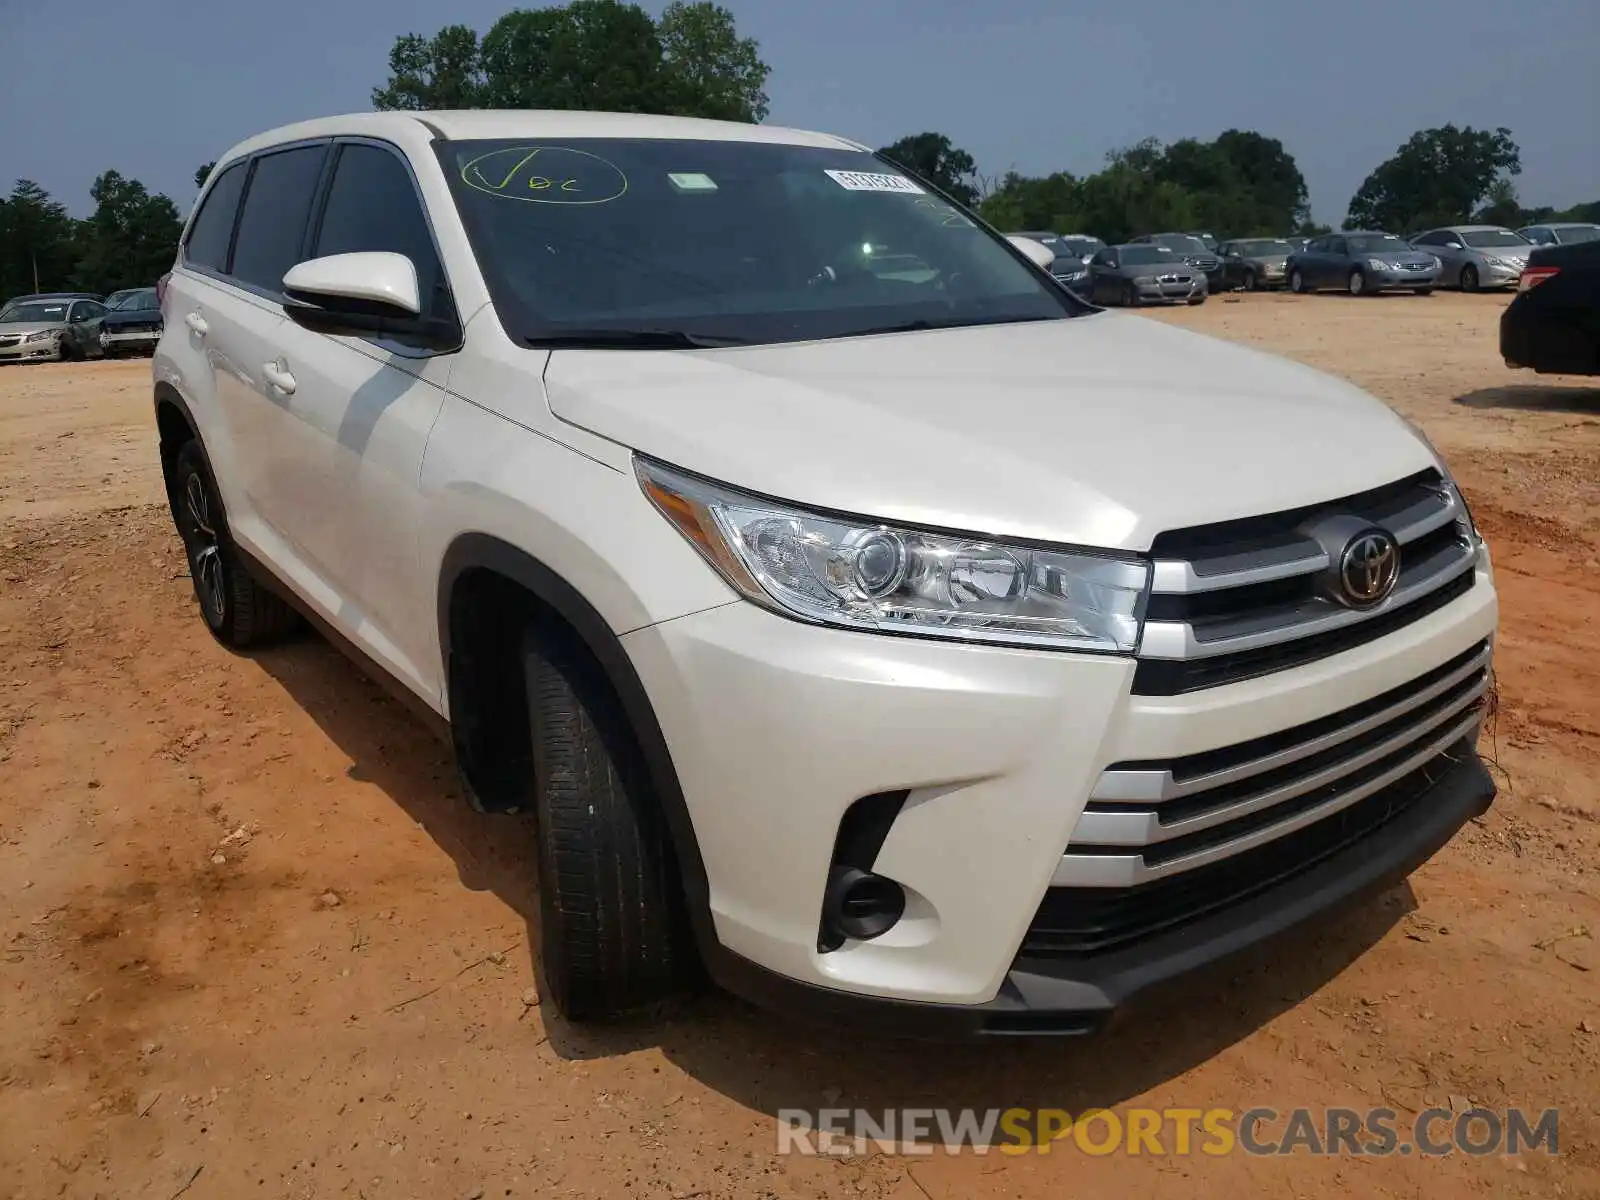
[184,472,226,625]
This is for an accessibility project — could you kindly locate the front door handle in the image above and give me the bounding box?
[184,312,209,336]
[262,362,296,395]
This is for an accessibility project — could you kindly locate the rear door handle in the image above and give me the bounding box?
[184,312,208,336]
[262,362,296,395]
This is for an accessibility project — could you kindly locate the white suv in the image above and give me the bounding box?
[153,111,1498,1036]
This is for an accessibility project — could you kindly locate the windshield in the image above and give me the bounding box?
[442,138,1077,345]
[1058,237,1104,258]
[1347,234,1407,253]
[109,288,158,310]
[1236,239,1292,255]
[1153,235,1208,254]
[0,301,68,324]
[1555,224,1600,244]
[1461,229,1530,249]
[1120,245,1182,265]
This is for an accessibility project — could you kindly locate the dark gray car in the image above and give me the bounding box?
[1286,231,1441,296]
[1217,237,1296,290]
[1085,244,1207,306]
[1131,232,1224,291]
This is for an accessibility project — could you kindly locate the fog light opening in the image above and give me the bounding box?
[823,865,906,946]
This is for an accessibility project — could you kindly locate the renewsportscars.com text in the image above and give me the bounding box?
[776,1106,1559,1157]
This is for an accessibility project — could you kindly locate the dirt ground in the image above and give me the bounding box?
[2,292,1598,1199]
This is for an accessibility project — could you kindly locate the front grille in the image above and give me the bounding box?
[1134,469,1480,694]
[1053,639,1488,895]
[1021,737,1473,957]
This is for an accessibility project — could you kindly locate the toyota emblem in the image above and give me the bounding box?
[1337,530,1400,608]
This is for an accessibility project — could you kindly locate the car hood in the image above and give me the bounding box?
[543,314,1435,551]
[1470,244,1531,260]
[103,306,162,325]
[1365,248,1437,266]
[0,321,63,335]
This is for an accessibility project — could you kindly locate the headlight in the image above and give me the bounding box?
[1428,255,1441,269]
[637,458,1151,653]
[1366,258,1390,271]
[1401,419,1478,540]
[23,329,60,343]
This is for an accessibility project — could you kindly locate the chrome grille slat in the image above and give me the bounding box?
[1150,549,1327,595]
[1093,643,1492,803]
[1072,680,1485,846]
[1053,713,1482,888]
[1138,542,1475,661]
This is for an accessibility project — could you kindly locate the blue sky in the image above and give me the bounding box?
[3,0,1596,224]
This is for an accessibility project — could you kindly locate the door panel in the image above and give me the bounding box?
[263,326,450,702]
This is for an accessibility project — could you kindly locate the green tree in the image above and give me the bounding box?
[73,171,183,295]
[194,162,216,189]
[0,180,78,299]
[371,24,486,110]
[371,2,771,121]
[978,171,1080,232]
[877,133,980,206]
[1471,177,1524,227]
[1345,124,1521,232]
[1211,129,1311,231]
[656,2,769,122]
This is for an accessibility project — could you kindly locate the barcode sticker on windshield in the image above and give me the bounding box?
[824,170,924,194]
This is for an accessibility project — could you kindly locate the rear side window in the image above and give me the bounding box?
[313,143,451,319]
[230,144,328,294]
[185,161,248,271]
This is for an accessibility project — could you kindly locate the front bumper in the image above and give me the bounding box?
[1474,262,1525,289]
[625,556,1497,1026]
[100,327,161,351]
[0,336,60,361]
[709,748,1494,1037]
[1134,279,1206,303]
[1371,268,1441,290]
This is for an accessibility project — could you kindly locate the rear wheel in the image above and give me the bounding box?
[1348,268,1368,296]
[1459,264,1479,292]
[172,441,297,647]
[524,628,694,1021]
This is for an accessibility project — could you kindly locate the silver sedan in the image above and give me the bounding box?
[1409,225,1532,292]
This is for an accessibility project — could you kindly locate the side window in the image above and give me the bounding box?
[230,144,328,294]
[1329,238,1348,256]
[184,161,248,272]
[1089,250,1109,266]
[312,143,452,320]
[1412,231,1439,246]
[68,302,90,322]
[80,302,106,320]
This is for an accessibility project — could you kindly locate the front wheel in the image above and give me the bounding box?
[524,630,695,1021]
[1348,268,1368,296]
[1289,268,1308,294]
[1414,287,1434,297]
[1243,269,1258,292]
[1121,281,1139,307]
[1459,264,1479,292]
[1186,293,1207,306]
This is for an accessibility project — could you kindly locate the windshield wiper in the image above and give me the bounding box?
[844,314,1062,338]
[522,327,751,349]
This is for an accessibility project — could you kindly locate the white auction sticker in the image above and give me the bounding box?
[824,169,925,194]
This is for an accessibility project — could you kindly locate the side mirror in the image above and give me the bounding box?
[1444,241,1463,250]
[284,251,421,316]
[1007,235,1057,270]
[282,252,456,349]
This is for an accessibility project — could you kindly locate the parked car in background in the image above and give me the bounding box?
[0,295,108,362]
[1409,226,1531,292]
[1086,243,1206,306]
[1217,238,1296,290]
[1287,232,1440,296]
[1131,233,1224,292]
[1186,230,1219,252]
[97,286,163,356]
[1501,239,1600,376]
[1286,236,1310,253]
[1055,234,1107,263]
[1003,231,1095,296]
[1518,222,1600,248]
[2,290,101,309]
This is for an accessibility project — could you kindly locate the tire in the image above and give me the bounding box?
[56,337,74,362]
[1186,293,1207,306]
[171,441,297,647]
[1243,269,1258,292]
[1414,288,1434,297]
[1459,264,1479,292]
[1289,268,1307,294]
[1121,281,1139,308]
[1348,268,1368,296]
[524,629,694,1021]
